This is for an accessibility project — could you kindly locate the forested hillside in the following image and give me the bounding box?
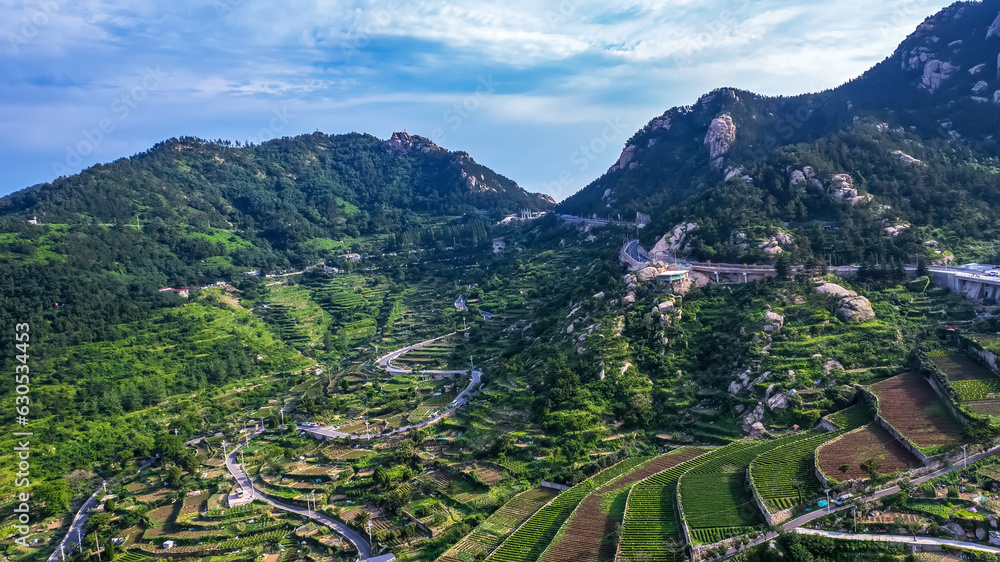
[560,0,1000,266]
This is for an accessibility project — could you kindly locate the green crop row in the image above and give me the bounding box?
[689,526,757,545]
[750,431,840,511]
[952,378,1000,401]
[485,457,649,562]
[680,434,815,534]
[619,448,728,562]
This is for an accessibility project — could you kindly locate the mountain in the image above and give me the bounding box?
[0,131,552,259]
[559,0,1000,266]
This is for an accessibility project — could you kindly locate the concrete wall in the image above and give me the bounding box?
[817,418,839,432]
[673,480,694,561]
[856,386,932,465]
[747,468,795,526]
[873,415,931,464]
[540,481,570,491]
[924,375,969,426]
[401,510,435,537]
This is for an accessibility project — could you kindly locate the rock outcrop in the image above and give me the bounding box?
[988,11,1000,39]
[382,131,445,155]
[815,283,856,298]
[704,114,736,162]
[838,296,876,323]
[759,231,794,256]
[651,222,697,256]
[884,224,909,237]
[920,60,957,93]
[891,150,923,166]
[763,311,784,332]
[814,282,876,323]
[609,144,637,173]
[789,169,806,186]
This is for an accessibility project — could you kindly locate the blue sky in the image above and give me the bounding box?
[0,0,954,201]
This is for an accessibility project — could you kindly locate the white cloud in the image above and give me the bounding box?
[0,0,960,196]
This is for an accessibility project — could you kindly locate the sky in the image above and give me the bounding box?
[0,0,956,201]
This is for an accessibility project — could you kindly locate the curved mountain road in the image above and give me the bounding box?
[223,429,374,559]
[303,331,482,440]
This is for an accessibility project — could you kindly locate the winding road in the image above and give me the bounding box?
[223,430,374,559]
[301,331,482,440]
[46,455,160,562]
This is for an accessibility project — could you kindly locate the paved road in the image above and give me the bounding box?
[717,443,1000,560]
[303,332,482,440]
[794,528,1000,554]
[47,456,159,561]
[623,240,986,281]
[223,430,374,559]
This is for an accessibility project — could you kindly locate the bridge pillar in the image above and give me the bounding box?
[743,272,748,284]
[714,271,719,283]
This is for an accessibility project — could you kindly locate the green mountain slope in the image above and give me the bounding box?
[559,0,1000,265]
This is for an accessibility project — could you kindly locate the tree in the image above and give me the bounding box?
[792,480,805,504]
[35,479,71,517]
[838,464,850,476]
[340,378,350,393]
[86,512,112,534]
[353,511,370,529]
[776,253,792,279]
[165,466,183,487]
[859,458,880,478]
[373,466,391,488]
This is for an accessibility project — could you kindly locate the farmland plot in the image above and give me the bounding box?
[816,423,923,481]
[540,448,707,562]
[438,487,558,561]
[870,373,964,449]
[933,355,1000,415]
[678,434,816,545]
[752,404,872,511]
[485,456,649,562]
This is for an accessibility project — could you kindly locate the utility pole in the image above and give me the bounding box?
[824,489,831,513]
[222,440,227,461]
[95,533,101,562]
[962,444,968,468]
[280,407,285,427]
[852,506,857,533]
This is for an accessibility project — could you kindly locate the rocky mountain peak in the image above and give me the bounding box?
[381,131,446,155]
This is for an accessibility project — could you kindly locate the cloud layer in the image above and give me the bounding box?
[0,0,953,200]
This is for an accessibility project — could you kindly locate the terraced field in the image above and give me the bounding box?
[817,423,923,481]
[539,448,707,562]
[933,355,1000,414]
[437,487,559,562]
[302,274,404,350]
[619,448,727,562]
[871,373,964,448]
[752,404,872,512]
[678,435,815,543]
[485,456,649,562]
